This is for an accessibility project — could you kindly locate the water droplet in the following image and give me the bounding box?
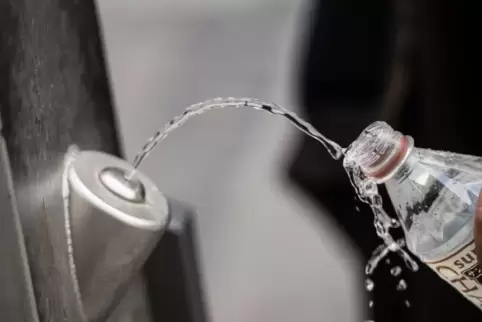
[365,278,375,291]
[368,300,374,308]
[405,300,411,308]
[365,262,376,275]
[363,181,377,194]
[404,256,419,272]
[390,266,402,276]
[371,195,383,206]
[397,279,407,291]
[388,242,399,251]
[390,218,401,228]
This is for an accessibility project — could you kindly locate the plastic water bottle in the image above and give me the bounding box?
[346,121,482,310]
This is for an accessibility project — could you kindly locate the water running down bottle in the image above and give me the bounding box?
[346,121,482,310]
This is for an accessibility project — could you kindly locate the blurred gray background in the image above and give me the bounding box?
[96,1,361,321]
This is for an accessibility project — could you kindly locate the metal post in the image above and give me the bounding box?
[0,0,209,321]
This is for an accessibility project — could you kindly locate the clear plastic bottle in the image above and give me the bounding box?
[346,121,482,310]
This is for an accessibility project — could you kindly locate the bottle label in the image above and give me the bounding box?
[426,240,482,309]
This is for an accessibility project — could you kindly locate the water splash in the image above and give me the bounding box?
[343,163,418,275]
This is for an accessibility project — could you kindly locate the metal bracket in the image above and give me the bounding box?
[0,117,39,321]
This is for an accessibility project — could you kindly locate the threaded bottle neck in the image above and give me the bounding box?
[345,121,413,183]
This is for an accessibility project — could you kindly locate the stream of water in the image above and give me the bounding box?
[128,96,420,293]
[129,97,343,175]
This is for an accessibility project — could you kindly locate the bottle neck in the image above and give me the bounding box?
[344,121,414,183]
[367,136,414,184]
